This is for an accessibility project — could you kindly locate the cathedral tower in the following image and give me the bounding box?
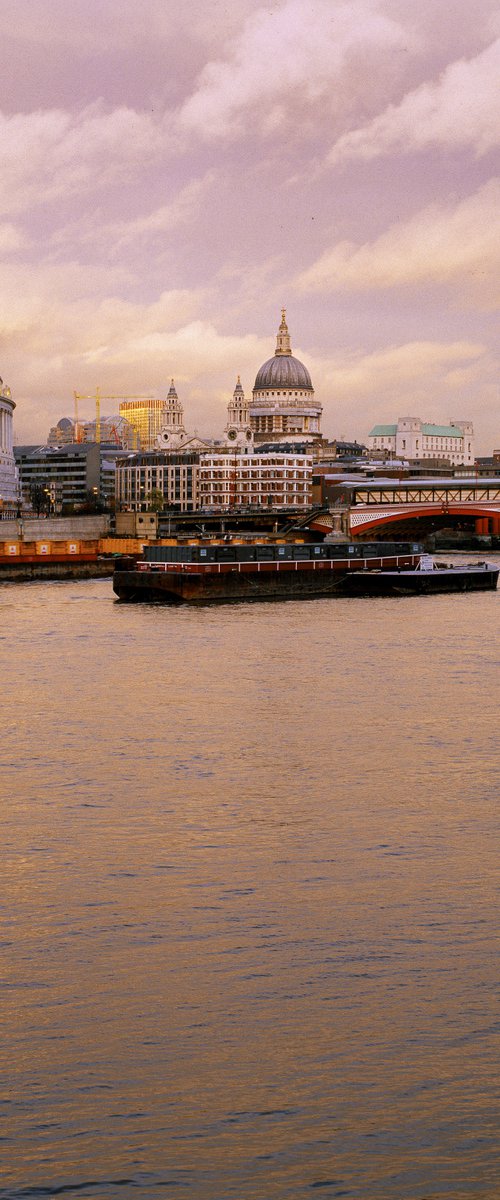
[225,377,253,448]
[157,380,188,451]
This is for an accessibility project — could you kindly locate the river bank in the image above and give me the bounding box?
[0,558,114,582]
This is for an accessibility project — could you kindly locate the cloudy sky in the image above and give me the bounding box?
[1,0,499,450]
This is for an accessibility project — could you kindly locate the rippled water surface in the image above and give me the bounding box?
[2,573,499,1199]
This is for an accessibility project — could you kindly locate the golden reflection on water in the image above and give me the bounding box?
[1,578,499,1198]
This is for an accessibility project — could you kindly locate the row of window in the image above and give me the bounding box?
[253,391,313,399]
[200,472,308,480]
[200,488,310,498]
[200,457,311,467]
[253,419,315,431]
[372,437,472,459]
[200,483,309,490]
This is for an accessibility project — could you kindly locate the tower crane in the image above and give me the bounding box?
[72,391,156,446]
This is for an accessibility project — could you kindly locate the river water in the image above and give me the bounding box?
[2,568,499,1199]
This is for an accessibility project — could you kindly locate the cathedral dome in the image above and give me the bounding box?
[253,309,313,392]
[249,310,321,445]
[254,354,312,391]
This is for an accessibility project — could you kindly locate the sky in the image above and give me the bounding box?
[1,0,499,452]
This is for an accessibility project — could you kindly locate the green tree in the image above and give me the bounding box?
[29,481,51,515]
[146,488,165,512]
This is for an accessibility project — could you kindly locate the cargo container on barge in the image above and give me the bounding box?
[113,540,422,603]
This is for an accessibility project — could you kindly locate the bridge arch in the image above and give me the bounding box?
[349,501,500,537]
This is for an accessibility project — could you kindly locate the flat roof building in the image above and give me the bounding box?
[116,452,199,512]
[15,443,101,511]
[198,450,313,510]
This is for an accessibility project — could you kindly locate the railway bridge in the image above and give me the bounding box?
[313,478,500,539]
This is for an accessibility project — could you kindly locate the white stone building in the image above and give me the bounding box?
[368,417,474,467]
[0,379,19,507]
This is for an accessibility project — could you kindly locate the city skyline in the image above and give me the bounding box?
[1,0,498,452]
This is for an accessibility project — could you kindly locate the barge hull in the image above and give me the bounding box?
[113,556,418,604]
[345,565,499,596]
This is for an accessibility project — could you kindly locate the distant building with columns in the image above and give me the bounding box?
[0,379,18,507]
[368,417,474,467]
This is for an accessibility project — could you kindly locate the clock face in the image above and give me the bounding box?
[228,429,237,440]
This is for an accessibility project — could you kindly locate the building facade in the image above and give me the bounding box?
[0,379,18,507]
[116,453,199,512]
[198,450,313,509]
[15,443,101,510]
[119,398,166,451]
[368,417,474,466]
[249,311,322,445]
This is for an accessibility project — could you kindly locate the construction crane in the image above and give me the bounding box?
[73,390,82,442]
[73,391,156,446]
[73,389,102,442]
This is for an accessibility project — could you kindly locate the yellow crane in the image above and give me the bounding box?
[73,391,155,446]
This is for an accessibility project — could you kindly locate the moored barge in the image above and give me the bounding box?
[343,554,499,596]
[113,540,423,603]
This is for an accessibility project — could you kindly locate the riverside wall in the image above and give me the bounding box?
[0,514,142,581]
[0,515,110,540]
[0,560,115,582]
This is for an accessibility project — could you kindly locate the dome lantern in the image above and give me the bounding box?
[275,308,292,357]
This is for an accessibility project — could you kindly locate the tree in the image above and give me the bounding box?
[29,481,52,515]
[146,488,165,512]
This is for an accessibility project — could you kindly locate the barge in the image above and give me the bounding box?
[343,554,499,596]
[113,540,423,603]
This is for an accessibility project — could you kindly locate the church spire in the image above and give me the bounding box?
[157,376,188,449]
[275,308,292,356]
[225,374,252,447]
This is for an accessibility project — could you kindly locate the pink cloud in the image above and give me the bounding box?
[0,104,172,215]
[329,37,500,163]
[179,0,407,140]
[297,181,500,307]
